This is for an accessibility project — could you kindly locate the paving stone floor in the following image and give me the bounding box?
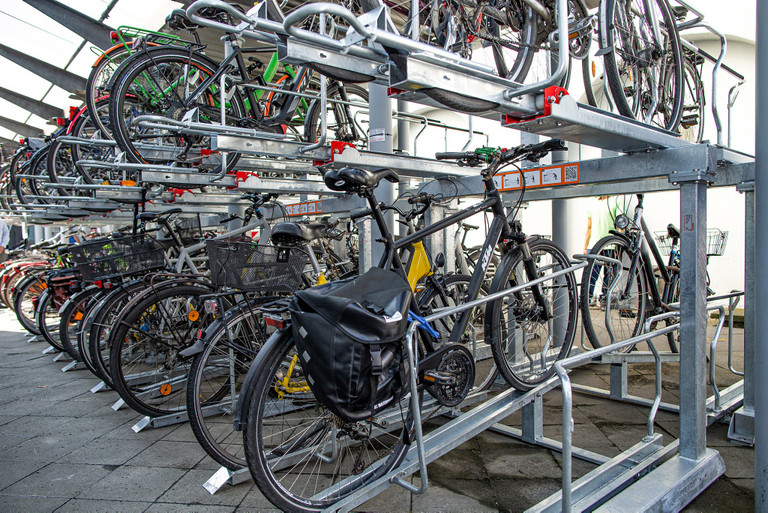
[0,308,755,512]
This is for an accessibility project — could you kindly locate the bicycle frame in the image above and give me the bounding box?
[364,173,511,347]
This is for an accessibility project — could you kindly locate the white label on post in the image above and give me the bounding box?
[370,128,386,142]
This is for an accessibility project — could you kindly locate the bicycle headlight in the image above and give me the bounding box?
[614,214,630,230]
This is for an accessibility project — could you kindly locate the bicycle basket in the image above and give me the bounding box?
[175,215,202,244]
[654,232,674,255]
[706,229,728,256]
[70,234,165,281]
[205,240,309,294]
[655,229,728,257]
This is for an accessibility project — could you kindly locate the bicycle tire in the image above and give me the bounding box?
[12,271,47,335]
[58,286,103,362]
[243,329,413,512]
[108,282,215,417]
[303,83,369,149]
[678,53,705,143]
[83,279,148,387]
[599,0,683,130]
[486,238,577,391]
[578,235,648,351]
[418,273,497,392]
[108,47,246,174]
[2,269,23,309]
[12,146,48,206]
[35,288,66,352]
[187,303,267,470]
[85,43,133,138]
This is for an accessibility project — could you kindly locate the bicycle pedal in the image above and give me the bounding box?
[422,370,456,386]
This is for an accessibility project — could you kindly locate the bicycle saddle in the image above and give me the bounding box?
[137,208,183,221]
[667,224,680,239]
[324,168,399,192]
[271,222,325,245]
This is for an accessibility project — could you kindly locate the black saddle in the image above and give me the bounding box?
[271,222,326,245]
[137,208,182,221]
[667,224,680,239]
[324,168,399,193]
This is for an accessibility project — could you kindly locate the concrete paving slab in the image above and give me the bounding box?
[0,460,49,491]
[682,474,754,512]
[358,476,412,512]
[411,479,498,513]
[236,484,283,510]
[3,462,112,498]
[147,503,238,512]
[0,493,68,511]
[54,498,152,512]
[126,440,207,469]
[161,423,203,443]
[157,469,255,507]
[716,445,756,479]
[58,436,153,466]
[75,465,185,502]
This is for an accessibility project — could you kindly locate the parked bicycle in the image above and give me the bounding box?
[579,193,727,353]
[236,139,578,512]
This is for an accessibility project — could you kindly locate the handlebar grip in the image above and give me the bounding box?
[408,192,433,205]
[533,139,566,152]
[349,207,372,220]
[435,152,472,160]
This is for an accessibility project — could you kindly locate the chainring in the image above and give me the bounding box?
[428,344,475,407]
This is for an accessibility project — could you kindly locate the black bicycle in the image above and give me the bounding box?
[236,139,578,512]
[579,193,726,352]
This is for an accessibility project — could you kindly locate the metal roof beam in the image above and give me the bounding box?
[0,86,62,120]
[23,0,115,51]
[0,43,87,93]
[0,116,43,137]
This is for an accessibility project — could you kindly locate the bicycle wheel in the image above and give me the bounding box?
[380,0,537,112]
[35,288,66,352]
[84,279,148,387]
[109,47,246,173]
[108,283,215,417]
[12,271,47,335]
[243,330,413,512]
[599,0,683,130]
[677,52,705,143]
[486,238,577,391]
[579,235,648,351]
[418,274,497,392]
[85,43,133,138]
[187,303,267,470]
[58,286,103,362]
[303,83,369,149]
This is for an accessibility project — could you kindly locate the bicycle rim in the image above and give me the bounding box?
[244,332,412,512]
[487,239,577,390]
[579,235,647,351]
[188,304,267,469]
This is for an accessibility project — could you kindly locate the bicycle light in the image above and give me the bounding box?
[614,214,630,230]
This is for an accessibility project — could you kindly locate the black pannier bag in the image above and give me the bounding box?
[290,267,412,423]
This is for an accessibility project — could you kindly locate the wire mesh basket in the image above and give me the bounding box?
[175,215,203,244]
[206,240,309,294]
[654,228,728,257]
[69,234,166,281]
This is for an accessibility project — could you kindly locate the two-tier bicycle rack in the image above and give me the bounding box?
[2,0,759,510]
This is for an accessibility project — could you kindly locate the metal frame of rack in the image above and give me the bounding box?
[2,0,761,509]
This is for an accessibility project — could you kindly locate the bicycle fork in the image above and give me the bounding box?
[520,241,554,372]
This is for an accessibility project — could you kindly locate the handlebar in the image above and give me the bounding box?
[436,139,567,167]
